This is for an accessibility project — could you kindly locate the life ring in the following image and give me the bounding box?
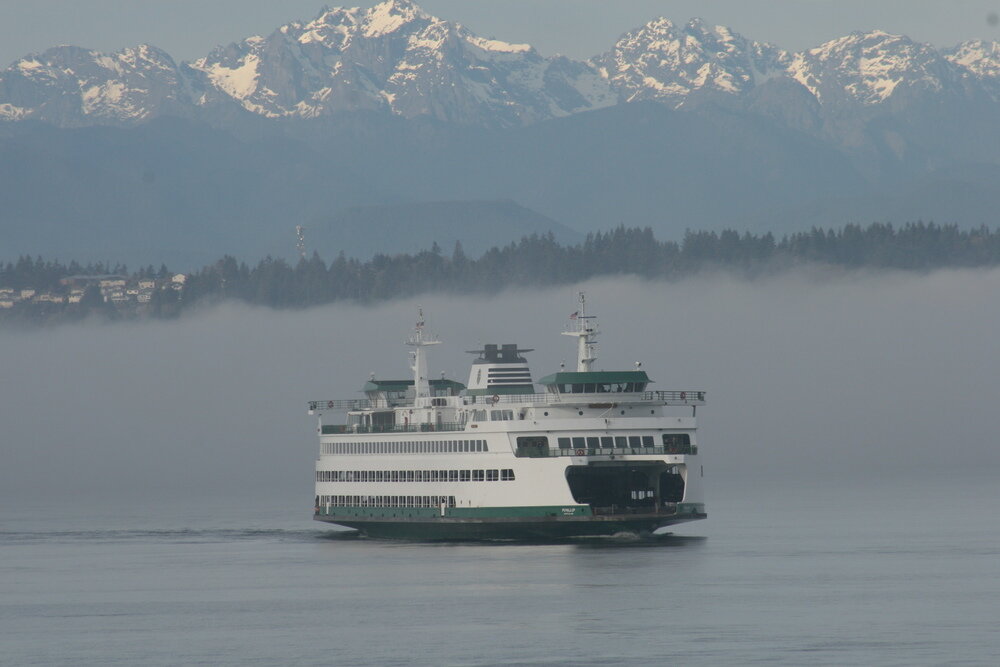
[679,392,686,401]
[327,400,335,408]
[492,394,500,404]
[575,448,585,456]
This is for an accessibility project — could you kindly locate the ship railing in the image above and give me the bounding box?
[321,422,467,435]
[646,391,706,405]
[515,445,697,458]
[309,399,373,412]
[471,391,705,406]
[308,390,705,413]
[465,393,551,405]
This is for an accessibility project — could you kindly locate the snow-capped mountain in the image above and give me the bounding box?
[1,0,1000,130]
[945,40,1000,99]
[0,0,614,127]
[597,21,998,114]
[6,3,1000,267]
[187,0,614,126]
[785,30,970,110]
[594,18,789,105]
[0,44,190,125]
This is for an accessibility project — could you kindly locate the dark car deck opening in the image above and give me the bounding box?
[566,462,685,512]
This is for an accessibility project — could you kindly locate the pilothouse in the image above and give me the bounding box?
[308,294,707,539]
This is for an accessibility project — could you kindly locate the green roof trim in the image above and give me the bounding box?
[363,378,466,392]
[536,371,651,386]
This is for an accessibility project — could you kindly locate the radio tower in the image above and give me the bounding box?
[295,225,306,259]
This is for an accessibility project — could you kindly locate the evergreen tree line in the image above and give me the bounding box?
[3,222,1000,321]
[183,222,1000,308]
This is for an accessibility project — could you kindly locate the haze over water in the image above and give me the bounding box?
[3,269,999,664]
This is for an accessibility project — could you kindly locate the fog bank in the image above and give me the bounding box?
[3,267,998,506]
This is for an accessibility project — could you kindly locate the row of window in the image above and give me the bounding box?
[515,433,692,450]
[558,435,656,449]
[551,382,648,394]
[322,439,489,456]
[317,495,457,509]
[317,469,516,483]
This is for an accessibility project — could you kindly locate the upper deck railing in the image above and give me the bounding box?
[321,422,467,435]
[307,390,705,413]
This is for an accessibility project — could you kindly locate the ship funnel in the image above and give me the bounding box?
[465,343,535,396]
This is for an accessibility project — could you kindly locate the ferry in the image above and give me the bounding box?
[309,295,707,539]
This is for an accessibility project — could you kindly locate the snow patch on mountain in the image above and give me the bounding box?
[362,0,428,38]
[191,53,261,101]
[0,102,27,119]
[468,36,532,54]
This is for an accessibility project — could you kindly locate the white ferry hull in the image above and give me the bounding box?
[307,298,710,542]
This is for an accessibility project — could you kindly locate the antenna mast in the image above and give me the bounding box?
[295,225,306,259]
[406,308,441,402]
[562,292,598,371]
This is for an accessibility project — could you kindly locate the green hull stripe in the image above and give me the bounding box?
[314,503,705,522]
[314,509,707,540]
[315,505,593,520]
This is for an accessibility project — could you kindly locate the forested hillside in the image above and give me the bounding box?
[3,222,999,326]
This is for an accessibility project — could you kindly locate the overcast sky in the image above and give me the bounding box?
[2,1,999,66]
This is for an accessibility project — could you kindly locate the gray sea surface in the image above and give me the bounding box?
[2,470,997,666]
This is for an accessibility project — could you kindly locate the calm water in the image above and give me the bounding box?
[2,472,998,666]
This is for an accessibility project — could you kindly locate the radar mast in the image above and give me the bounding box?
[562,292,598,372]
[406,308,441,401]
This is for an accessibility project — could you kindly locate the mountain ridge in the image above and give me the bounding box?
[2,0,999,130]
[3,1,1000,267]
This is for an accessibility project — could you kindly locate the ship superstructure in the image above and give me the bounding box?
[308,295,707,539]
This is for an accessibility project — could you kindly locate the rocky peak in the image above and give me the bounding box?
[596,16,787,105]
[787,30,956,106]
[0,44,186,124]
[360,0,431,38]
[945,40,1000,79]
[291,6,365,50]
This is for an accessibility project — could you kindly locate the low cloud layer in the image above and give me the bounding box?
[4,267,998,506]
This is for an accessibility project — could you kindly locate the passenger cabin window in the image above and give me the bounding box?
[662,433,692,453]
[516,436,549,458]
[561,382,647,393]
